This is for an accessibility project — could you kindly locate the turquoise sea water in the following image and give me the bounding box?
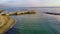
[5,8,60,34]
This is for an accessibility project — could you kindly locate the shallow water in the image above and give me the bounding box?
[5,8,60,34]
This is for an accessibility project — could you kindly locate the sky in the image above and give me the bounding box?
[0,0,60,7]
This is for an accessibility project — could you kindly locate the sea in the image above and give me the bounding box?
[2,7,60,34]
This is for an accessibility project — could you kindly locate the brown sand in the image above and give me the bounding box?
[0,15,15,34]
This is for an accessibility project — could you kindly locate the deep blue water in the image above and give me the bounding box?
[3,7,60,34]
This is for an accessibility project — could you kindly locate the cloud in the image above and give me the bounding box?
[0,0,60,7]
